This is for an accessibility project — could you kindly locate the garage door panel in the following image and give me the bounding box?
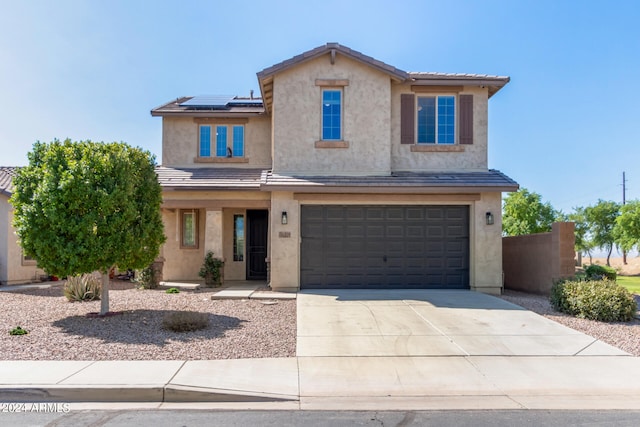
[407,226,425,238]
[386,225,404,238]
[366,225,384,238]
[386,207,405,220]
[301,205,469,289]
[427,226,444,238]
[345,207,365,220]
[346,225,365,238]
[366,208,385,220]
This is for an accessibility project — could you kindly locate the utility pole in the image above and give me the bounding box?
[623,171,627,264]
[623,171,627,205]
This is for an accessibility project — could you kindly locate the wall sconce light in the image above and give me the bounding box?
[281,211,288,225]
[486,212,494,225]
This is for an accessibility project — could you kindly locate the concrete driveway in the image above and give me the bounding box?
[294,289,640,409]
[297,289,627,357]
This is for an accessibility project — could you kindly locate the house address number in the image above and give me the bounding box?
[279,231,291,238]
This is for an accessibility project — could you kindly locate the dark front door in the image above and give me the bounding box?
[300,205,470,289]
[246,209,269,280]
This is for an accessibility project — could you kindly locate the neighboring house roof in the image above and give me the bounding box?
[0,167,18,197]
[151,96,265,117]
[156,166,264,190]
[260,170,519,194]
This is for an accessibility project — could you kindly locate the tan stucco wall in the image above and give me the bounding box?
[268,192,300,291]
[0,195,45,285]
[160,208,205,282]
[391,86,489,172]
[161,115,272,168]
[267,191,505,294]
[272,55,392,175]
[470,192,504,295]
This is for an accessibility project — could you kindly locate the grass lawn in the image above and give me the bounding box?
[617,275,640,294]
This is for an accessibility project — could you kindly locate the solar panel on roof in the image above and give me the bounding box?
[179,95,235,107]
[227,98,263,105]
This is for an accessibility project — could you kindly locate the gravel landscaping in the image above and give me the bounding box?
[500,290,640,356]
[0,282,296,360]
[1,281,638,360]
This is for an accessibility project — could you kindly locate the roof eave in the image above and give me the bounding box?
[259,184,519,194]
[150,111,266,118]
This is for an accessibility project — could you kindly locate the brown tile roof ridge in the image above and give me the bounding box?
[257,42,409,81]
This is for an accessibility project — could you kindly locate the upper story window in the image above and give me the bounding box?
[401,93,474,147]
[199,126,211,157]
[199,124,244,158]
[322,89,342,141]
[417,95,455,144]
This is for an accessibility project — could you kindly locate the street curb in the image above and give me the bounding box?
[164,384,299,403]
[0,385,164,403]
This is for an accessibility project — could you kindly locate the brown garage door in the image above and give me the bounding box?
[300,205,469,289]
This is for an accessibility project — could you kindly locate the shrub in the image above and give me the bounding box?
[162,311,209,332]
[165,287,180,294]
[137,265,158,289]
[9,326,28,336]
[64,274,102,302]
[585,264,617,281]
[198,251,224,287]
[550,279,637,322]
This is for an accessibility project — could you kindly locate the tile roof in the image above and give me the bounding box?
[260,170,519,193]
[257,43,409,81]
[151,96,265,117]
[408,72,510,98]
[0,167,18,197]
[156,167,264,190]
[152,43,511,116]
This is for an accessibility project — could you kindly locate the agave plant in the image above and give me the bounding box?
[63,274,102,302]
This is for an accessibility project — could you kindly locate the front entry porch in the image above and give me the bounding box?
[159,205,270,284]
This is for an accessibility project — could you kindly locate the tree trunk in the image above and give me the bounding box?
[624,250,628,265]
[606,246,613,267]
[100,270,110,315]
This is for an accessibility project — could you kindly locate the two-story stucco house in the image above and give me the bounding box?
[151,43,518,294]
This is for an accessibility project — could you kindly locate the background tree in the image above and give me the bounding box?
[583,200,620,266]
[567,207,595,264]
[502,188,558,236]
[11,139,166,315]
[616,200,640,256]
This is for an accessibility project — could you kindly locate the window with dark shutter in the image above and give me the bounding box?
[459,94,473,145]
[400,94,415,144]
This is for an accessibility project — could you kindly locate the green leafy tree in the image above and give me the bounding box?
[584,200,620,266]
[567,207,595,263]
[11,139,166,315]
[616,200,640,254]
[502,188,558,236]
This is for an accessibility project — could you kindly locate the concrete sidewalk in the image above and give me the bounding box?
[1,289,640,410]
[2,356,640,410]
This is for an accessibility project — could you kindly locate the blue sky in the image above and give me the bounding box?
[1,0,639,214]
